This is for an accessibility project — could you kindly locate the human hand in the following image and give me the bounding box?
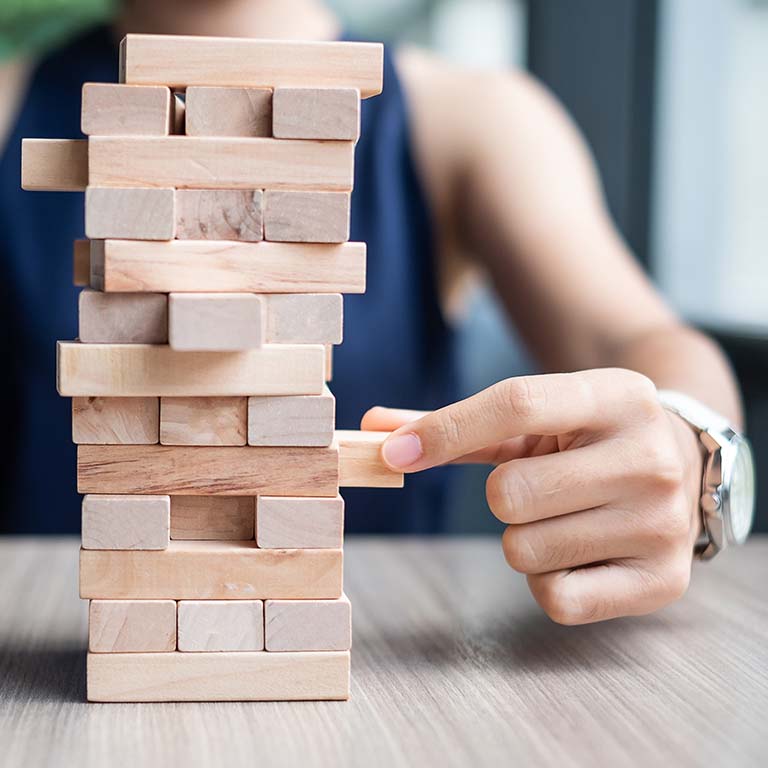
[362,369,704,624]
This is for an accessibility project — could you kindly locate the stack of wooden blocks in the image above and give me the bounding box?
[21,34,400,702]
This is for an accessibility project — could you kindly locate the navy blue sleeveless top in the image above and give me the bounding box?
[0,25,458,535]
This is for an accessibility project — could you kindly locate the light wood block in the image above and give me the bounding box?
[77,444,339,496]
[168,293,264,351]
[264,191,350,243]
[336,430,404,488]
[21,139,87,191]
[263,294,343,345]
[273,88,360,140]
[248,386,335,447]
[172,92,185,134]
[73,240,90,286]
[72,396,159,445]
[265,595,351,652]
[57,342,325,397]
[171,496,254,540]
[186,86,272,137]
[175,190,262,241]
[80,541,343,600]
[256,495,343,549]
[81,83,171,136]
[88,136,354,191]
[90,239,366,294]
[160,397,247,446]
[120,33,383,98]
[85,187,175,240]
[78,289,168,344]
[178,601,264,652]
[325,345,333,382]
[87,649,350,702]
[81,494,170,550]
[89,600,176,653]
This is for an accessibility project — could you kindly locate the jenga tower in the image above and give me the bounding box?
[21,34,401,702]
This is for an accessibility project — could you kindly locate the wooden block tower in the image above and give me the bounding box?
[21,34,400,702]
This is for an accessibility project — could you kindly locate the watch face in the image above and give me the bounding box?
[726,436,756,545]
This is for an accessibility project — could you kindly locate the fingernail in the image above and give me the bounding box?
[382,433,423,469]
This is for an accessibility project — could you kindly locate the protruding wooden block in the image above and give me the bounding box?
[175,190,262,241]
[21,138,88,191]
[89,600,176,652]
[257,495,343,549]
[72,396,159,445]
[264,191,350,243]
[248,386,335,447]
[85,187,175,240]
[168,294,264,351]
[264,294,343,345]
[78,289,168,344]
[81,83,171,136]
[185,86,272,137]
[336,430,404,488]
[73,240,90,286]
[273,87,360,140]
[160,397,247,446]
[171,496,255,540]
[81,494,170,550]
[265,595,351,652]
[177,601,264,652]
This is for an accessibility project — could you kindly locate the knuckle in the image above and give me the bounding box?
[534,581,586,626]
[486,465,533,524]
[495,377,545,423]
[662,557,692,602]
[502,525,539,573]
[636,439,686,493]
[425,408,466,452]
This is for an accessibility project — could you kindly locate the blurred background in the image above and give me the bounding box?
[2,0,765,533]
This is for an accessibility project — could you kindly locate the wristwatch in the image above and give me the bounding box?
[657,390,756,559]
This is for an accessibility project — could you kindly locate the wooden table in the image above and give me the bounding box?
[1,536,766,767]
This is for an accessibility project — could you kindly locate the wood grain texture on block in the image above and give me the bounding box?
[175,189,262,241]
[80,541,343,600]
[88,136,354,191]
[78,289,168,344]
[171,496,254,540]
[73,239,90,286]
[168,293,264,351]
[57,342,325,397]
[77,444,339,496]
[81,83,171,136]
[185,86,272,137]
[178,601,264,652]
[85,187,175,240]
[81,494,170,550]
[120,33,383,98]
[21,138,87,191]
[160,397,247,446]
[273,88,360,140]
[72,396,159,445]
[264,191,350,243]
[89,600,176,653]
[265,595,351,652]
[248,386,335,447]
[257,495,343,549]
[264,294,343,345]
[337,430,404,488]
[87,649,350,702]
[90,238,366,294]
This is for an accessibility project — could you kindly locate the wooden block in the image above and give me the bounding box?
[265,595,351,652]
[186,86,272,137]
[248,386,335,447]
[168,293,264,351]
[175,190,262,241]
[81,494,170,550]
[80,541,343,599]
[78,289,168,344]
[160,397,247,446]
[57,342,325,397]
[263,294,343,345]
[177,601,264,652]
[81,83,171,136]
[273,88,360,140]
[120,33,383,98]
[89,600,176,653]
[172,92,185,134]
[85,187,175,240]
[88,136,354,191]
[336,430,404,488]
[90,239,366,294]
[73,240,90,286]
[21,139,87,191]
[257,495,343,549]
[72,396,159,445]
[264,191,350,243]
[77,444,339,496]
[325,345,333,382]
[171,496,254,540]
[87,650,350,702]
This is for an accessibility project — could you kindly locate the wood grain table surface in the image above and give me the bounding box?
[1,536,766,768]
